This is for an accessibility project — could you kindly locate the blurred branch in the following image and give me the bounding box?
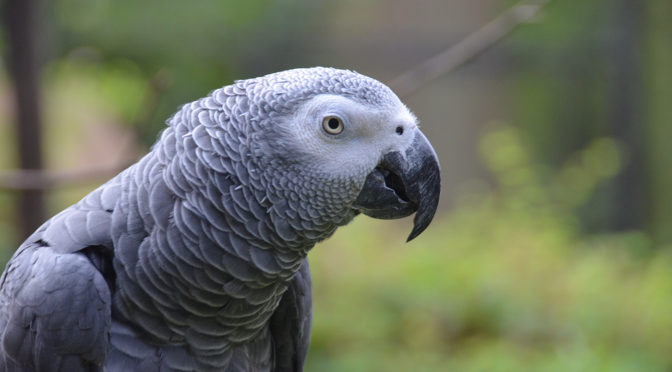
[390,0,551,98]
[0,163,134,191]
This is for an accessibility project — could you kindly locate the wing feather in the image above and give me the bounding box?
[269,259,313,372]
[0,243,111,371]
[0,183,120,371]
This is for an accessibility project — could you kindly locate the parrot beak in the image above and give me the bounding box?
[353,130,441,241]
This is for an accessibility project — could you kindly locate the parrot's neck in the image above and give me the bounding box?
[111,127,339,367]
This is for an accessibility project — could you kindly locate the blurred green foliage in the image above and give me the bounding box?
[502,0,671,243]
[307,127,672,371]
[45,0,326,144]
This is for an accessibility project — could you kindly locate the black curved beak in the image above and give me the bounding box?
[352,130,441,241]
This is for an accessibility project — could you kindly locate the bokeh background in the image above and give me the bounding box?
[1,0,671,370]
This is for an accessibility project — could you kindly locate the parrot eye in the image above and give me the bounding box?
[322,116,344,135]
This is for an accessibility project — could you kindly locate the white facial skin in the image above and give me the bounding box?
[286,94,419,179]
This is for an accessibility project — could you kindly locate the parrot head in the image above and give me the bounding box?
[245,67,441,242]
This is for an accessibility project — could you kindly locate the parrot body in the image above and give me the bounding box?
[0,67,440,371]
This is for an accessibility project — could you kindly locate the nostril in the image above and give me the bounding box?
[395,126,404,135]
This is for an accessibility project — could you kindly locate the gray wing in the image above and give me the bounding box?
[269,259,313,372]
[0,183,119,372]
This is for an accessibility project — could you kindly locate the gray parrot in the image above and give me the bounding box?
[0,67,440,371]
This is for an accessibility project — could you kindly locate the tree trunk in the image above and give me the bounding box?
[606,0,645,232]
[2,0,45,239]
[645,0,672,244]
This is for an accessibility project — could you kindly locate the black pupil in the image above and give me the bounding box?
[328,118,340,130]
